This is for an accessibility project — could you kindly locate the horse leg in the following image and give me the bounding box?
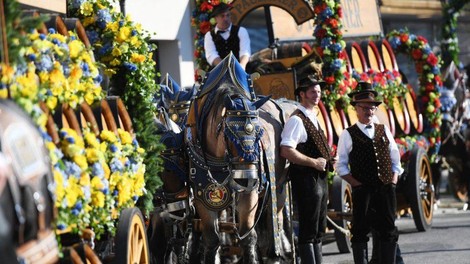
[195,201,221,264]
[237,191,260,264]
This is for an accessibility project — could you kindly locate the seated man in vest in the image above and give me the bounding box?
[204,2,251,70]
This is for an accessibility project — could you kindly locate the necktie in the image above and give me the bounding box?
[217,30,226,35]
[365,125,372,129]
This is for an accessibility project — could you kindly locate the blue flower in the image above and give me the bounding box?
[110,158,124,172]
[48,28,56,34]
[64,161,82,178]
[124,62,138,71]
[321,37,332,48]
[69,0,85,9]
[91,163,105,177]
[86,30,100,45]
[389,37,401,49]
[36,56,53,72]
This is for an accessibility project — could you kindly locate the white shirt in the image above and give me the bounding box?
[204,24,251,65]
[335,122,404,177]
[280,105,319,148]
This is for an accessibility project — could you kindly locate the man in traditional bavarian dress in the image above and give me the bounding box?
[336,82,403,264]
[280,75,333,264]
[204,2,251,70]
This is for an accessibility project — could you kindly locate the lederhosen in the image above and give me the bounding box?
[347,123,398,244]
[289,109,331,244]
[210,25,240,62]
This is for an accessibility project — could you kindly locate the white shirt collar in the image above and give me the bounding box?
[216,24,232,34]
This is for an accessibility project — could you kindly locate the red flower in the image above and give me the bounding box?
[360,73,369,82]
[415,63,423,74]
[434,98,441,108]
[200,2,214,12]
[325,76,335,84]
[417,36,428,44]
[434,75,442,86]
[426,54,438,66]
[316,28,327,38]
[327,18,338,28]
[199,21,212,34]
[400,34,409,43]
[425,82,434,92]
[411,49,422,60]
[337,7,343,18]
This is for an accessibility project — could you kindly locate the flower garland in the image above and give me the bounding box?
[192,0,231,72]
[350,68,408,108]
[312,0,347,109]
[387,29,443,157]
[68,0,165,212]
[441,0,470,66]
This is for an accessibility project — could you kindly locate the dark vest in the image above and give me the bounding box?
[347,123,394,185]
[210,25,240,61]
[289,110,332,176]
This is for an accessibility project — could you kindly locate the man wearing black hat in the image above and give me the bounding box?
[280,75,334,264]
[204,2,251,69]
[336,82,403,264]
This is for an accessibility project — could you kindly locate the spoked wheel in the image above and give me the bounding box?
[406,147,434,231]
[115,208,150,264]
[329,176,352,253]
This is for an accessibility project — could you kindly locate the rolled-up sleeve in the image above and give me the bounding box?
[238,27,251,58]
[336,130,352,177]
[204,32,218,66]
[280,116,304,148]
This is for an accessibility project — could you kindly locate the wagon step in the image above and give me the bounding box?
[192,219,239,234]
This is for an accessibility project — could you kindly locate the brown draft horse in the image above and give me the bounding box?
[185,55,272,263]
[148,78,198,263]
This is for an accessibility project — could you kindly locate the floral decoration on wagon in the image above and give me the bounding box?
[192,0,232,73]
[387,29,443,157]
[68,0,165,212]
[312,0,348,109]
[24,30,104,110]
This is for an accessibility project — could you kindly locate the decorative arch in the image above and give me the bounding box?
[230,0,315,25]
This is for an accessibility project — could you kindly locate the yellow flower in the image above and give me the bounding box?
[82,17,96,27]
[80,173,91,187]
[0,89,8,99]
[86,148,102,163]
[46,95,58,110]
[81,2,94,16]
[118,129,133,145]
[116,27,131,43]
[91,176,105,189]
[130,36,141,47]
[107,21,119,32]
[92,191,105,207]
[69,40,84,59]
[73,154,88,170]
[112,47,122,57]
[110,58,121,66]
[100,130,118,143]
[130,53,145,64]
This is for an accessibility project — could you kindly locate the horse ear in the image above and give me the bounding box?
[252,95,271,110]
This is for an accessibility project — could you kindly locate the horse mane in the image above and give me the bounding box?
[198,79,239,152]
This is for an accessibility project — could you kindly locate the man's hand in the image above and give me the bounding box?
[313,157,327,171]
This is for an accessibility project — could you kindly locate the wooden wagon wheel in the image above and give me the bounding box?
[115,208,150,264]
[406,147,434,231]
[329,176,352,253]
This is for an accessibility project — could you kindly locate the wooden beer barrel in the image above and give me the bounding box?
[76,102,100,135]
[317,101,334,146]
[404,85,424,133]
[375,39,398,71]
[64,18,91,48]
[360,40,384,72]
[329,105,349,140]
[43,14,69,36]
[376,39,411,135]
[346,42,368,73]
[92,97,134,136]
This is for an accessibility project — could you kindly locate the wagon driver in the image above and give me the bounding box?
[280,75,335,264]
[204,2,251,70]
[335,82,403,264]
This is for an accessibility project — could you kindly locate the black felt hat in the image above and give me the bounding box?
[211,3,231,17]
[348,82,382,106]
[295,75,326,96]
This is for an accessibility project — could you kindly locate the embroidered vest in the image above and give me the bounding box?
[347,123,394,185]
[211,25,240,61]
[289,109,332,175]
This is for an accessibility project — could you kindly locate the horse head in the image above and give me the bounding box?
[156,73,196,127]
